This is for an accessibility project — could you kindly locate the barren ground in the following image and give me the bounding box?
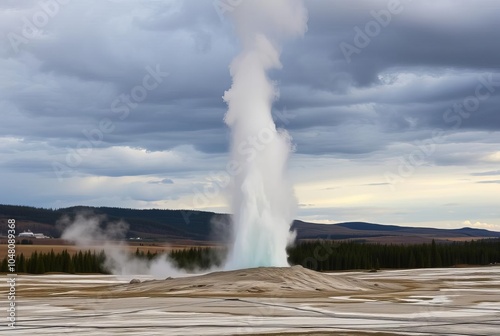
[1,266,499,335]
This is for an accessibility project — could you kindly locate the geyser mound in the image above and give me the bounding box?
[117,266,399,297]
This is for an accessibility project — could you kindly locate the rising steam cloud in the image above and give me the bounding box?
[223,0,308,269]
[60,212,182,278]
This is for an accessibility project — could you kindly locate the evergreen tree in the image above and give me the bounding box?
[18,253,27,273]
[408,251,416,268]
[0,257,7,272]
[29,251,38,273]
[36,257,46,274]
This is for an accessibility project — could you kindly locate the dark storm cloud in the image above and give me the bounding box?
[275,0,500,146]
[1,0,499,181]
[305,1,500,83]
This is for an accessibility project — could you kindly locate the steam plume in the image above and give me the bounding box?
[223,0,308,269]
[60,212,182,278]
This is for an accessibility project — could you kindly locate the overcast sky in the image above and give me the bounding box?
[1,0,499,230]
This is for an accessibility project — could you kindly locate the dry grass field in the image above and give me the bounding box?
[0,240,219,259]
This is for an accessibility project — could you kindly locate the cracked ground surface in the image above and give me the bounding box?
[1,266,499,335]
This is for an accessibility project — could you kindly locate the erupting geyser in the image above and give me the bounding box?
[223,0,308,269]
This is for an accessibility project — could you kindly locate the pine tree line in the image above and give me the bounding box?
[1,239,499,274]
[0,250,107,274]
[287,239,500,271]
[169,247,225,271]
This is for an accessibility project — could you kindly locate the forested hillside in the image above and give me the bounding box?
[1,204,499,243]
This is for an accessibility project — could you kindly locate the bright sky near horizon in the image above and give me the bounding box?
[1,0,499,231]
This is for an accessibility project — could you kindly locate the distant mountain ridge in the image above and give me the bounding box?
[336,222,500,237]
[291,220,500,244]
[1,204,499,244]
